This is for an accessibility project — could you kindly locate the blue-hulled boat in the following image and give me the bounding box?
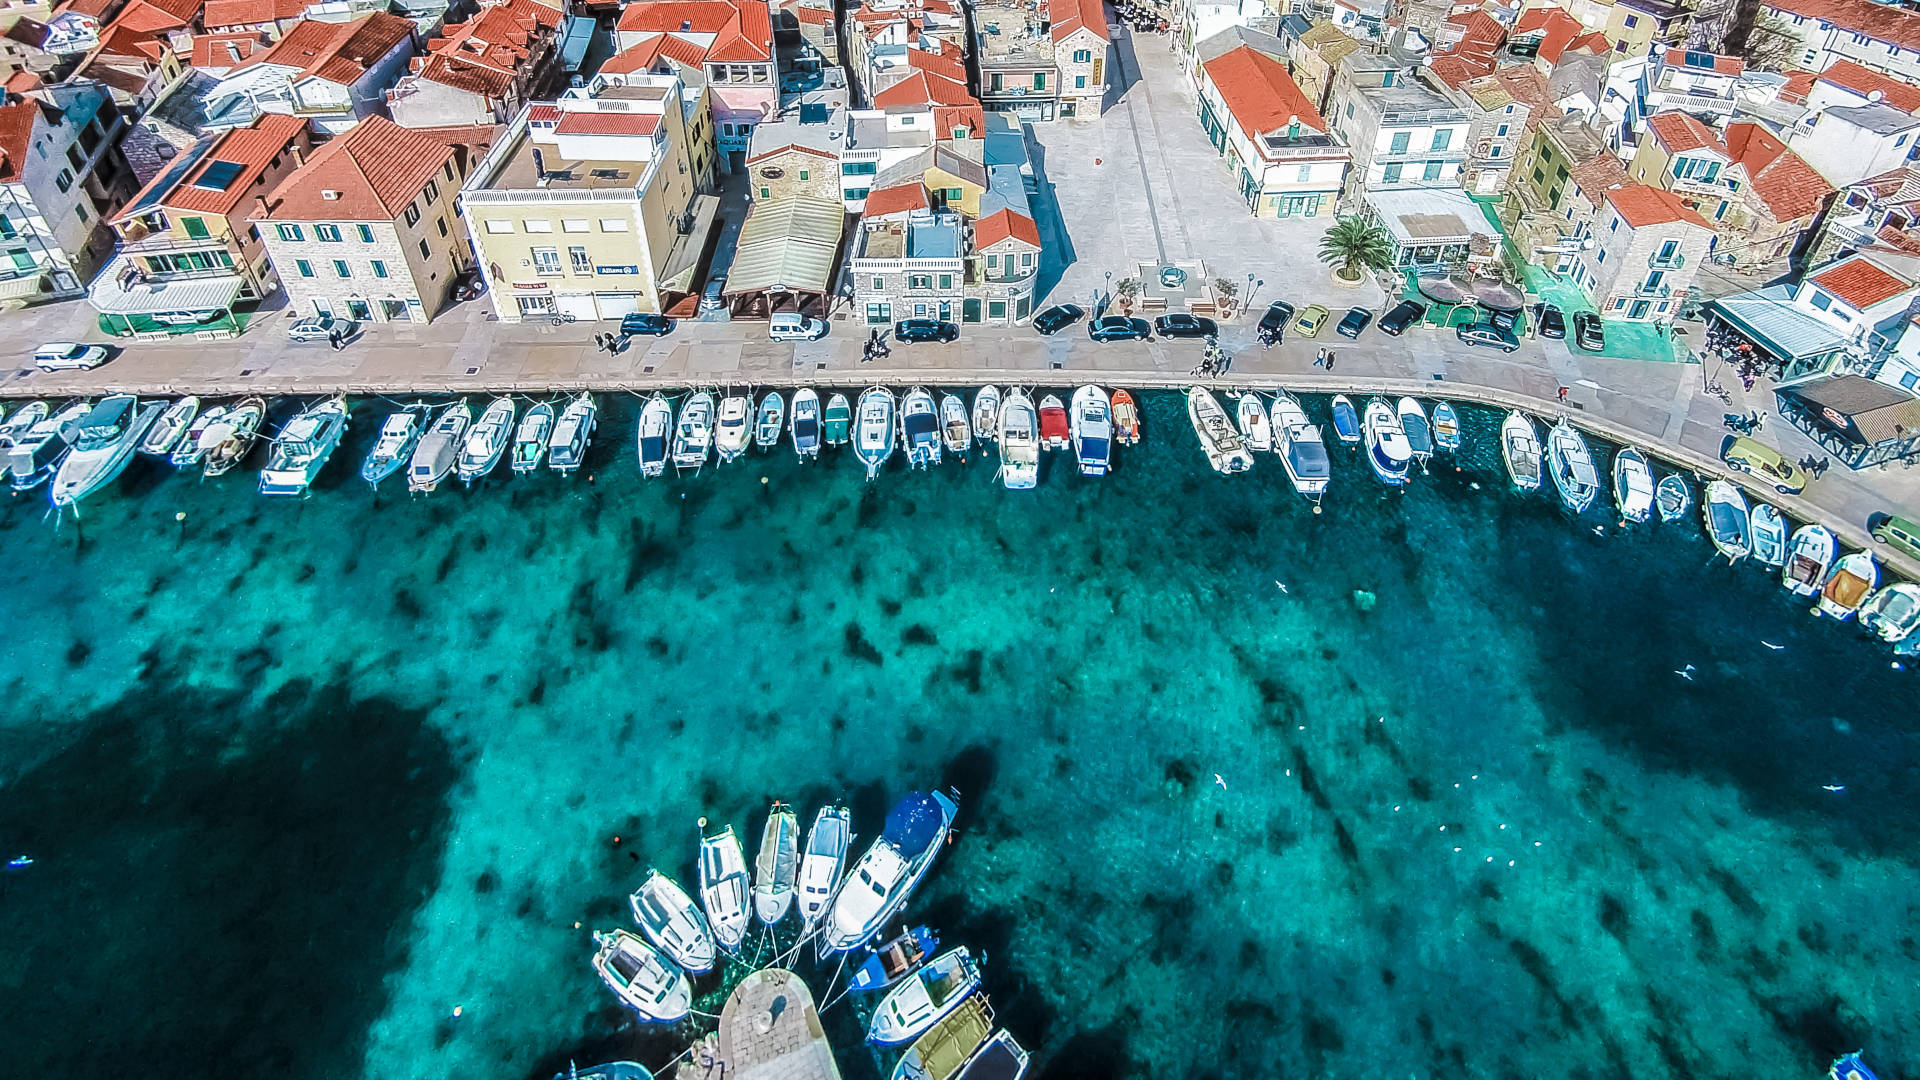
[1833,1053,1880,1080]
[824,789,959,952]
[852,925,940,993]
[557,1061,654,1080]
[1329,394,1361,445]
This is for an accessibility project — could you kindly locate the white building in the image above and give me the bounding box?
[203,13,418,135]
[1766,0,1920,86]
[1635,48,1741,125]
[1196,44,1349,218]
[1789,101,1920,189]
[0,80,128,303]
[1328,57,1468,196]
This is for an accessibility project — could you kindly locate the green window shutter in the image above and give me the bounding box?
[182,216,209,239]
[295,259,313,277]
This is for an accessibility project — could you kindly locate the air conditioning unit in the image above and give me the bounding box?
[322,189,341,200]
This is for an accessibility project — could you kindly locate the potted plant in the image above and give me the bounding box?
[1114,276,1140,314]
[1211,277,1239,320]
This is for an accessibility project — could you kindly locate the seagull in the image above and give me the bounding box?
[1274,580,1289,594]
[1214,773,1228,790]
[1673,664,1697,681]
[1762,640,1785,650]
[1822,784,1846,793]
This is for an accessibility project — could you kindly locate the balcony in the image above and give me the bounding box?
[1648,249,1686,269]
[1669,176,1727,199]
[1645,89,1734,114]
[1633,279,1673,297]
[290,99,355,117]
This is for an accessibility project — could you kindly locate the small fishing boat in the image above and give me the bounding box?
[0,400,43,450]
[1363,398,1411,487]
[1612,447,1655,524]
[673,390,715,472]
[1702,479,1750,562]
[1270,393,1329,502]
[971,385,1000,447]
[201,395,266,477]
[457,396,516,484]
[1397,397,1432,468]
[715,393,752,463]
[1816,551,1878,620]
[890,993,989,1080]
[407,402,471,493]
[1545,421,1598,513]
[628,870,715,975]
[549,392,595,473]
[753,801,800,926]
[869,947,981,1046]
[999,389,1039,490]
[854,926,940,994]
[1236,393,1272,453]
[1329,394,1362,445]
[1500,411,1542,493]
[791,388,822,460]
[171,403,227,468]
[259,396,347,496]
[1111,389,1140,445]
[901,387,942,469]
[559,1062,656,1080]
[1833,1052,1883,1080]
[636,394,672,478]
[1071,385,1111,477]
[8,401,85,492]
[855,386,896,480]
[755,392,785,451]
[139,396,199,457]
[797,804,850,932]
[1749,503,1789,568]
[941,393,971,457]
[590,929,691,1023]
[360,405,427,486]
[698,822,751,953]
[1038,394,1069,451]
[1431,401,1462,452]
[1861,582,1920,642]
[950,1029,1029,1080]
[824,789,959,953]
[1188,387,1253,475]
[1782,524,1836,597]
[50,395,163,508]
[1656,474,1691,522]
[824,393,852,447]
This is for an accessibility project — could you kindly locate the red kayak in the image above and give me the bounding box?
[1038,394,1069,450]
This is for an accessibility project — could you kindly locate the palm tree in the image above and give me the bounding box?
[1318,217,1394,282]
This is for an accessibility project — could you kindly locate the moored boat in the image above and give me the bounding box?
[636,394,671,478]
[1545,421,1598,513]
[590,929,690,1023]
[0,400,43,450]
[1656,473,1691,522]
[1188,387,1253,475]
[1749,503,1788,568]
[869,946,981,1047]
[672,390,715,472]
[1861,582,1920,643]
[791,388,822,460]
[511,402,555,474]
[49,395,162,508]
[823,789,959,952]
[1070,385,1111,477]
[823,393,852,447]
[755,392,785,451]
[201,395,266,478]
[1816,551,1878,620]
[950,1029,1029,1080]
[998,389,1039,490]
[855,386,896,480]
[1782,524,1836,596]
[1500,411,1542,493]
[548,392,595,473]
[1397,397,1433,468]
[1431,401,1462,452]
[628,869,715,975]
[715,393,752,463]
[1111,389,1140,446]
[1236,393,1272,454]
[902,387,941,469]
[1270,392,1329,502]
[259,396,348,496]
[941,393,971,457]
[1038,394,1069,451]
[698,822,750,953]
[797,804,850,932]
[752,800,799,926]
[1329,394,1361,445]
[406,402,471,493]
[890,992,989,1080]
[6,401,80,492]
[139,396,199,457]
[555,1061,655,1080]
[1702,479,1751,562]
[361,405,428,486]
[171,403,227,468]
[456,396,516,484]
[1612,447,1654,524]
[1363,398,1411,487]
[853,925,939,994]
[971,385,1000,447]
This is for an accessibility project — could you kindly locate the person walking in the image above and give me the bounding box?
[1313,348,1325,369]
[1323,350,1335,372]
[1557,385,1570,404]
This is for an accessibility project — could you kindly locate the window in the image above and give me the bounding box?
[570,246,592,273]
[1298,164,1312,182]
[75,205,87,223]
[986,253,999,268]
[1532,166,1546,183]
[798,169,809,181]
[437,218,448,237]
[846,188,870,200]
[908,273,932,289]
[1624,13,1638,26]
[357,224,375,243]
[333,259,350,278]
[523,219,552,233]
[1073,48,1091,62]
[423,180,439,205]
[316,224,341,242]
[938,273,952,289]
[295,258,314,277]
[1900,134,1911,148]
[1076,75,1086,89]
[1490,146,1502,158]
[1021,252,1033,267]
[183,216,210,240]
[54,168,71,193]
[562,219,590,233]
[946,187,963,201]
[1431,129,1452,151]
[1811,289,1833,311]
[1383,163,1403,184]
[760,187,771,199]
[844,161,877,176]
[1346,102,1354,118]
[1597,249,1606,263]
[1423,161,1443,180]
[419,239,431,260]
[404,203,421,228]
[1389,131,1410,154]
[871,276,884,290]
[866,302,890,323]
[1033,72,1046,90]
[531,247,562,275]
[1496,124,1509,137]
[276,224,304,242]
[0,214,13,240]
[371,260,388,278]
[484,219,513,233]
[444,161,455,183]
[900,116,914,127]
[599,218,628,232]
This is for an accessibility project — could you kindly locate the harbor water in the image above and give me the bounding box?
[0,392,1914,1080]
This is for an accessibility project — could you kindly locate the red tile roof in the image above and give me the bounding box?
[255,114,457,221]
[602,32,711,73]
[1607,182,1712,228]
[906,43,967,84]
[1779,69,1818,104]
[1722,121,1833,222]
[1512,6,1583,63]
[245,13,416,86]
[1645,110,1721,154]
[192,31,270,70]
[1661,48,1743,75]
[874,68,975,108]
[1786,0,1920,54]
[411,0,559,100]
[616,0,772,61]
[0,101,41,184]
[527,103,560,123]
[203,0,310,26]
[554,110,661,136]
[1815,58,1920,114]
[1810,256,1912,308]
[122,114,307,218]
[976,207,1039,249]
[1201,44,1326,139]
[1048,0,1108,44]
[861,182,926,217]
[1566,29,1609,56]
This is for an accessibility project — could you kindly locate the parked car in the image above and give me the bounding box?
[1293,304,1331,338]
[1088,315,1153,342]
[894,319,959,343]
[1720,435,1805,495]
[1377,300,1426,336]
[1032,303,1086,335]
[1257,300,1296,343]
[1869,512,1920,560]
[1456,322,1520,352]
[32,342,110,371]
[1153,313,1218,338]
[286,316,354,343]
[767,312,826,341]
[700,274,728,313]
[1335,306,1372,339]
[451,267,486,302]
[1573,311,1604,351]
[621,313,674,337]
[1538,304,1566,339]
[1489,308,1519,332]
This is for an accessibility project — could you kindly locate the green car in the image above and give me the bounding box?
[1869,512,1920,561]
[1720,436,1806,495]
[1294,304,1331,338]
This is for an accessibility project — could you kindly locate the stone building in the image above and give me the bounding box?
[0,78,132,303]
[1577,183,1715,323]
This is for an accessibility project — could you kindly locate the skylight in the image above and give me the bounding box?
[194,160,245,191]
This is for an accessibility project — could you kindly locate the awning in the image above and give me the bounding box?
[659,194,722,294]
[1473,279,1525,312]
[1777,375,1920,446]
[724,195,844,296]
[1415,274,1475,305]
[88,255,246,315]
[1705,285,1849,362]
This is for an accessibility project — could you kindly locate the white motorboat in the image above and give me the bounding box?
[941,393,971,457]
[1782,524,1836,597]
[797,804,850,932]
[1816,551,1878,620]
[1702,479,1751,562]
[1431,401,1462,452]
[998,389,1039,490]
[824,789,959,953]
[715,393,752,463]
[636,394,672,477]
[869,947,981,1047]
[1545,421,1599,513]
[971,386,1001,447]
[511,402,555,474]
[7,401,80,492]
[1070,385,1111,477]
[201,395,266,478]
[407,402,471,493]
[1861,582,1920,643]
[0,400,46,451]
[673,390,715,472]
[139,396,199,457]
[755,392,785,451]
[1656,473,1690,522]
[1612,446,1655,523]
[1749,503,1789,568]
[362,406,427,485]
[259,396,348,496]
[1236,393,1273,454]
[171,403,227,468]
[457,396,516,484]
[548,392,595,473]
[1269,392,1329,501]
[628,870,715,975]
[1500,411,1542,493]
[901,387,942,469]
[49,395,162,508]
[1397,397,1433,468]
[752,801,800,927]
[699,823,750,952]
[791,388,822,460]
[855,386,896,480]
[590,929,691,1023]
[1329,394,1362,446]
[1363,398,1411,487]
[1188,388,1253,475]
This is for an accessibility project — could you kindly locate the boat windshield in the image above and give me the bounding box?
[640,435,665,460]
[1079,436,1109,462]
[795,417,818,440]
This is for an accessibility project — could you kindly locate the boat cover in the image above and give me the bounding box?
[1708,501,1747,543]
[956,1033,1027,1080]
[795,416,819,441]
[1287,439,1330,478]
[640,435,665,462]
[1331,403,1361,438]
[1078,436,1109,464]
[882,793,944,857]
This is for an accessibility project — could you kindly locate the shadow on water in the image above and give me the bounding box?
[0,677,462,1080]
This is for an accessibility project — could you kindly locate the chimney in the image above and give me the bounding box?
[254,194,271,218]
[290,143,306,167]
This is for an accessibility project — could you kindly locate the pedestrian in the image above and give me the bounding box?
[1323,350,1334,372]
[1557,385,1569,403]
[860,341,872,364]
[1313,348,1325,369]
[328,330,343,351]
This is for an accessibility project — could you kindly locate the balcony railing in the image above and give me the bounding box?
[1633,279,1673,297]
[1648,250,1686,269]
[114,231,240,256]
[290,99,355,116]
[1646,89,1734,112]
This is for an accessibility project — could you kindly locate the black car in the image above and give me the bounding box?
[1489,308,1519,332]
[1456,322,1521,352]
[1153,313,1218,338]
[1087,315,1152,342]
[1377,299,1426,336]
[620,312,673,336]
[894,319,959,343]
[452,267,486,302]
[1257,300,1296,341]
[1335,306,1372,339]
[1538,304,1566,339]
[1573,311,1604,351]
[1033,304,1086,335]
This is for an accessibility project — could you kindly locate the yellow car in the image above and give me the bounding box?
[1720,436,1806,495]
[1293,304,1331,338]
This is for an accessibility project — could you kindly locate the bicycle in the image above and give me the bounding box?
[1703,380,1731,403]
[547,313,577,327]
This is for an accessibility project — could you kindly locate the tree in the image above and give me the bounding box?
[1740,14,1803,72]
[1318,216,1395,281]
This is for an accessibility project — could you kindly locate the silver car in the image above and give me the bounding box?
[32,342,110,371]
[288,314,356,342]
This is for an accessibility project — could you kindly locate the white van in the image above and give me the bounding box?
[768,313,828,341]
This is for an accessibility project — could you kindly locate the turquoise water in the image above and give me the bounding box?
[0,393,1914,1080]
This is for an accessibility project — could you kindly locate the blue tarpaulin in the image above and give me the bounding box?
[881,792,942,857]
